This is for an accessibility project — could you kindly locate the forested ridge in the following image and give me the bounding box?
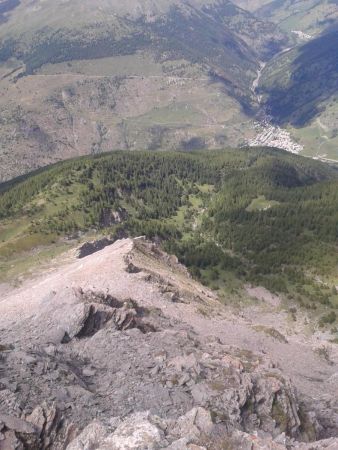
[1,148,338,315]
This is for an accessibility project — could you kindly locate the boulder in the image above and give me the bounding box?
[0,430,25,450]
[101,412,166,449]
[25,403,77,449]
[78,238,115,259]
[168,408,213,441]
[66,420,108,450]
[0,414,35,435]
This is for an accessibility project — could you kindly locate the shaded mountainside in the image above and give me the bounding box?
[1,148,338,325]
[261,28,338,126]
[0,0,288,181]
[0,237,338,449]
[259,27,338,160]
[256,0,338,35]
[230,0,338,162]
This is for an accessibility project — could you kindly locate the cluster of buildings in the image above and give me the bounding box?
[248,120,304,154]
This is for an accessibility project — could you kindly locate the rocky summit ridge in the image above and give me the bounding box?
[0,238,338,449]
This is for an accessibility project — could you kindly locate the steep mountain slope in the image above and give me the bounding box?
[230,1,338,161]
[233,0,338,35]
[257,0,338,35]
[0,0,287,181]
[1,148,338,324]
[259,27,338,161]
[0,237,338,449]
[231,0,272,13]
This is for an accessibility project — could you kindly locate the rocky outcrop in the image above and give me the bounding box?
[225,430,338,450]
[55,289,161,343]
[65,408,213,450]
[0,238,337,449]
[99,208,128,228]
[64,408,338,450]
[2,405,338,450]
[0,403,76,449]
[0,325,307,449]
[158,343,301,438]
[78,238,115,259]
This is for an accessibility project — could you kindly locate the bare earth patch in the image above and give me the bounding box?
[246,284,282,307]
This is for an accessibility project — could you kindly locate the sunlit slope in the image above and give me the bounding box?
[1,148,338,309]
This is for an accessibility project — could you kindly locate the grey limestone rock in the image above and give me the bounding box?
[1,238,338,449]
[66,420,108,450]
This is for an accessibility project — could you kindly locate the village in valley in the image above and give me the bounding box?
[248,119,304,154]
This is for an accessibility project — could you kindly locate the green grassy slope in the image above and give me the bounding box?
[1,148,338,320]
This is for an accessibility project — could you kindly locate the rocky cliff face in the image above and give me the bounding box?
[0,238,337,449]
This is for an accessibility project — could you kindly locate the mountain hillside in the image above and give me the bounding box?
[256,0,338,35]
[259,27,338,161]
[0,236,338,449]
[1,148,338,325]
[231,0,271,13]
[1,0,338,177]
[0,0,288,181]
[230,1,338,162]
[233,0,338,35]
[1,4,338,447]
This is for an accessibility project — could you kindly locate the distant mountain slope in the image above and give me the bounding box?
[233,0,338,35]
[231,1,338,161]
[0,0,286,60]
[260,28,338,160]
[257,0,338,35]
[231,0,272,13]
[0,0,288,181]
